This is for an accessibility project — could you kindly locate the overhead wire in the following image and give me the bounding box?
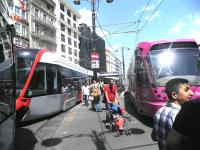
[139,0,164,33]
[135,0,152,44]
[96,16,115,52]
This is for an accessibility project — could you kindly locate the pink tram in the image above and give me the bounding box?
[127,39,200,117]
[15,48,93,122]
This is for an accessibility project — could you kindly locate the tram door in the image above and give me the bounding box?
[0,4,16,150]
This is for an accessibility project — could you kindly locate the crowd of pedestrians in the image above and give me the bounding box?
[81,78,119,112]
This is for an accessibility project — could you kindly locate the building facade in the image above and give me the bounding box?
[105,49,121,73]
[8,0,30,48]
[8,0,81,65]
[54,0,80,64]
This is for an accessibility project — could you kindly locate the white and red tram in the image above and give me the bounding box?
[15,48,93,122]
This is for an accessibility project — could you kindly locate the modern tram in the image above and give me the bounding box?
[0,0,16,149]
[15,48,93,122]
[127,39,200,117]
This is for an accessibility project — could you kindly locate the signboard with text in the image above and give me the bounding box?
[91,51,99,69]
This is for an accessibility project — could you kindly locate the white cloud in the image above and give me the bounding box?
[145,10,160,22]
[96,28,110,38]
[192,18,200,26]
[188,29,200,44]
[134,5,155,16]
[168,13,200,44]
[78,8,92,26]
[168,21,184,34]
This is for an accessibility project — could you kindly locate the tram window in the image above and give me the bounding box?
[46,65,58,94]
[27,64,46,97]
[61,78,74,93]
[59,67,74,93]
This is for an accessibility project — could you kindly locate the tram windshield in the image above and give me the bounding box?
[15,50,37,96]
[147,48,200,86]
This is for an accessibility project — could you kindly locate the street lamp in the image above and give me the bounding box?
[74,0,113,80]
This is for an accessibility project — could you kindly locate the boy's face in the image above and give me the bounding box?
[173,83,194,105]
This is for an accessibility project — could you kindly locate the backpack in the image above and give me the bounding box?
[91,85,100,97]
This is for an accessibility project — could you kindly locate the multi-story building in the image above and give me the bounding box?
[8,0,30,48]
[8,0,81,64]
[79,23,106,72]
[29,0,56,52]
[105,48,121,73]
[54,0,81,64]
[79,23,92,69]
[8,0,56,52]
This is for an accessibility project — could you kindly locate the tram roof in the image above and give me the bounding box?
[136,38,197,59]
[39,50,93,76]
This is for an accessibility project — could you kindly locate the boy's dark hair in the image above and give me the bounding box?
[165,78,189,101]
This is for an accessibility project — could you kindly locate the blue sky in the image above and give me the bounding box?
[68,0,200,69]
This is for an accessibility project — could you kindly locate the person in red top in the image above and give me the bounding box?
[104,79,119,106]
[104,79,120,127]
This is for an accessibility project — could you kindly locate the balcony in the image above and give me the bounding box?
[32,15,56,30]
[31,32,56,45]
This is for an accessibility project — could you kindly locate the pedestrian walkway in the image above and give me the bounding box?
[14,92,158,150]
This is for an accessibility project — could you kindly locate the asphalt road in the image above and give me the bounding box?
[14,92,158,150]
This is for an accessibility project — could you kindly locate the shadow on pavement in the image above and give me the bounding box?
[14,128,37,150]
[42,138,62,147]
[124,92,153,128]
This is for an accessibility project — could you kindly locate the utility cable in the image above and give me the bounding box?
[139,0,164,33]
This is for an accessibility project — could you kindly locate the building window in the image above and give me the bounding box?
[68,28,71,36]
[61,34,65,42]
[68,47,72,55]
[67,18,71,25]
[73,15,76,21]
[60,13,64,20]
[74,41,77,48]
[43,14,47,22]
[67,10,71,17]
[60,3,64,12]
[75,59,78,64]
[15,23,21,33]
[74,49,77,56]
[61,55,66,58]
[73,23,76,28]
[61,44,66,52]
[15,6,20,16]
[68,38,72,45]
[61,23,65,31]
[22,26,27,35]
[68,57,72,62]
[74,32,77,39]
[34,8,39,18]
[35,24,39,35]
[22,11,28,20]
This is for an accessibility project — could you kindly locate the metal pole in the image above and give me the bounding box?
[122,46,125,80]
[92,0,95,50]
[91,0,97,80]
